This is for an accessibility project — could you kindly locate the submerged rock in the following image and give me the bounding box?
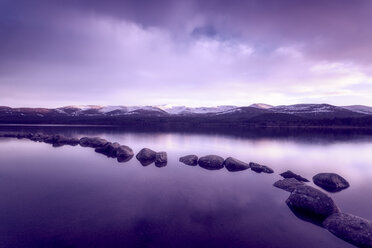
[16,133,28,139]
[0,132,17,138]
[179,155,198,166]
[198,155,224,170]
[1,132,79,146]
[79,137,108,148]
[223,157,250,172]
[136,148,157,166]
[43,134,61,144]
[42,134,79,147]
[249,162,274,174]
[273,178,304,192]
[313,173,350,192]
[95,142,121,158]
[29,133,49,142]
[54,136,80,147]
[323,213,372,248]
[286,185,339,225]
[280,170,309,182]
[155,152,167,167]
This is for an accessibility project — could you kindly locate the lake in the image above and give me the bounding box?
[0,126,371,248]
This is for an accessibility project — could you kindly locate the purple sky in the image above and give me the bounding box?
[1,0,372,107]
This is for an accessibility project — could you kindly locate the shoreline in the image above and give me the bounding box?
[1,123,372,130]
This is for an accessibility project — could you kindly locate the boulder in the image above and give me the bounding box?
[155,152,167,167]
[136,148,157,166]
[249,162,274,174]
[223,157,250,172]
[95,142,121,158]
[16,133,27,139]
[323,213,372,248]
[53,136,80,147]
[273,178,304,192]
[313,173,350,192]
[29,133,49,142]
[280,170,309,182]
[1,132,17,138]
[117,156,133,163]
[179,155,198,166]
[43,134,61,144]
[79,137,108,148]
[286,185,340,225]
[41,134,77,147]
[116,145,134,159]
[198,155,224,170]
[42,134,78,147]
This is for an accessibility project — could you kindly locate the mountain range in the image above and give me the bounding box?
[1,103,372,128]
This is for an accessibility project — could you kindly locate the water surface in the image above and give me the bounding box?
[1,126,372,248]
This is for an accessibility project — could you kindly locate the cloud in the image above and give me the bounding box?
[1,0,372,107]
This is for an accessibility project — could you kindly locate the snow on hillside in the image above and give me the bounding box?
[158,105,237,114]
[249,103,273,109]
[342,105,372,114]
[98,106,127,113]
[51,103,372,116]
[271,104,342,114]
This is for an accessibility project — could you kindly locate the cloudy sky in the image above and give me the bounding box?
[1,0,372,107]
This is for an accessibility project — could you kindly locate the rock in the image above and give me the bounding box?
[313,173,350,192]
[155,152,167,167]
[223,157,250,172]
[116,145,134,159]
[79,137,108,148]
[53,136,80,147]
[280,170,309,182]
[136,148,157,166]
[286,185,340,225]
[249,162,274,174]
[323,213,372,248]
[273,178,304,192]
[29,133,49,142]
[1,132,17,138]
[43,134,61,144]
[198,155,224,170]
[95,142,121,158]
[179,155,198,166]
[41,134,79,147]
[117,156,133,163]
[16,133,27,139]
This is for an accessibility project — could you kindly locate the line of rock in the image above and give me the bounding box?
[2,131,370,247]
[0,132,164,165]
[179,154,274,173]
[0,132,274,172]
[274,172,371,247]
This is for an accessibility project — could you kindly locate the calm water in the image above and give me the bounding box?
[1,126,372,248]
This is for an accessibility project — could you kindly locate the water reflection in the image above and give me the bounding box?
[1,125,371,248]
[288,204,326,227]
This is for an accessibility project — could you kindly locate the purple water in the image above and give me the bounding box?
[1,126,371,248]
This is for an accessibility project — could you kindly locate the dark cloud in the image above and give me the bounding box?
[1,0,372,107]
[2,0,372,63]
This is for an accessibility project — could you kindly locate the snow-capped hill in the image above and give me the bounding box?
[342,105,372,114]
[126,106,168,116]
[214,106,270,118]
[158,105,237,115]
[271,104,342,114]
[98,106,127,113]
[270,104,364,119]
[249,103,273,109]
[3,103,372,121]
[57,105,103,115]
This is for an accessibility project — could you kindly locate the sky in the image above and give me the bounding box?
[1,0,372,108]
